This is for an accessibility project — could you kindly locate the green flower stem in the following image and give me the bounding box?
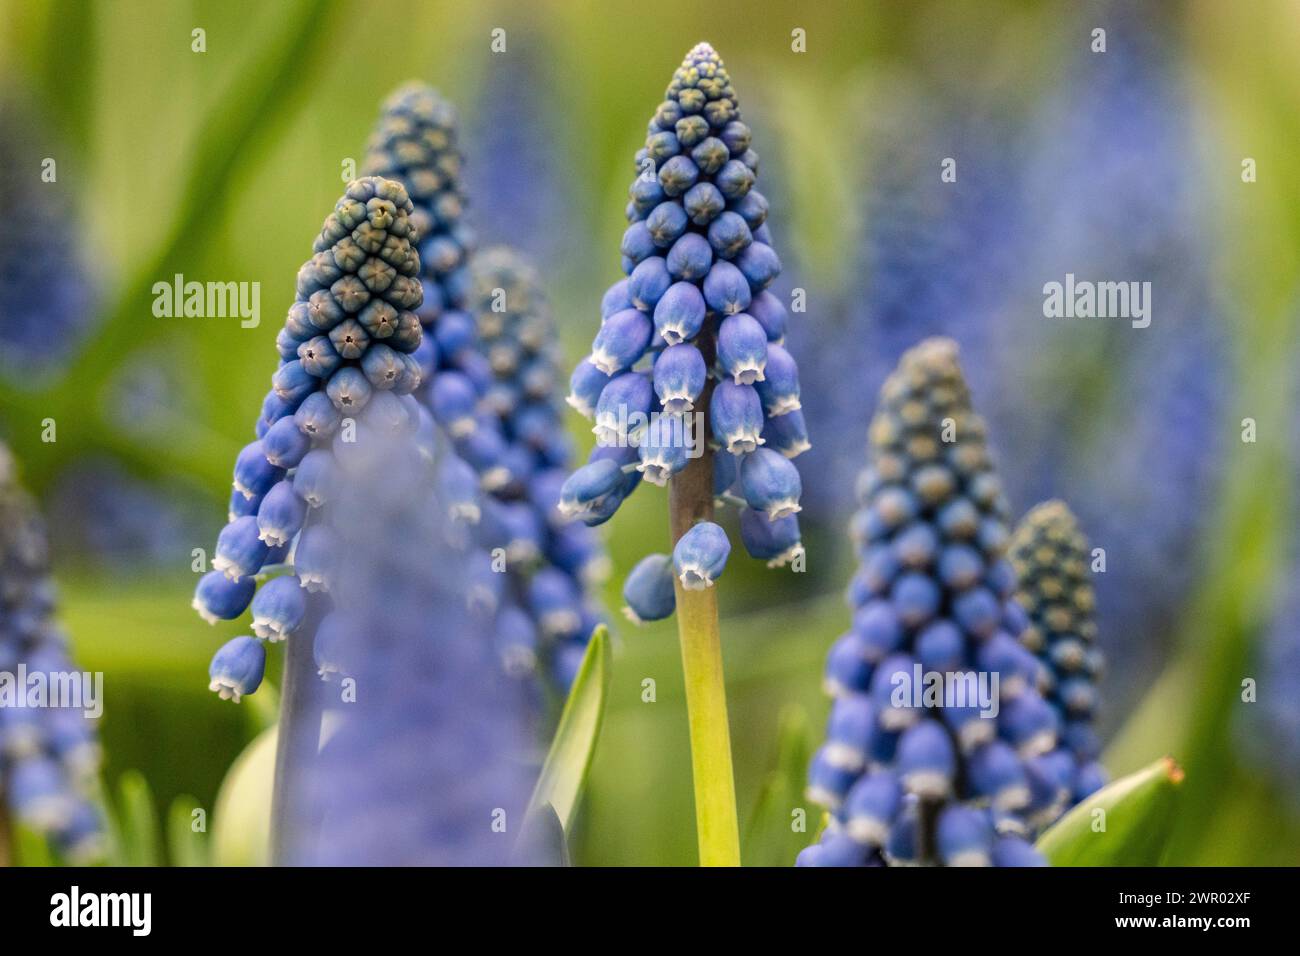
[269,601,324,864]
[669,438,740,867]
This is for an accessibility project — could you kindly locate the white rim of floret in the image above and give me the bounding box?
[208,678,244,703]
[778,438,812,459]
[846,815,890,847]
[317,662,339,680]
[763,498,802,521]
[723,432,764,455]
[804,784,842,811]
[636,462,673,487]
[877,705,919,732]
[730,362,766,386]
[467,586,499,618]
[765,395,802,416]
[677,565,715,590]
[766,542,805,569]
[448,417,477,439]
[621,605,646,625]
[481,466,512,492]
[902,770,952,800]
[659,326,690,347]
[565,393,596,418]
[958,720,997,751]
[542,609,582,637]
[501,645,538,679]
[7,729,43,759]
[506,540,541,565]
[257,526,292,547]
[297,571,330,594]
[580,554,614,587]
[994,783,1033,812]
[251,617,288,643]
[589,348,623,376]
[1015,729,1058,759]
[558,497,597,519]
[449,502,482,525]
[822,676,853,698]
[192,597,222,625]
[659,394,696,414]
[822,743,866,772]
[233,480,260,500]
[946,848,992,868]
[211,556,245,582]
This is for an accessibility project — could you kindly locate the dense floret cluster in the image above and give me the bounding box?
[799,339,1049,867]
[0,445,104,862]
[560,42,807,620]
[364,84,601,689]
[194,177,432,699]
[1009,500,1108,812]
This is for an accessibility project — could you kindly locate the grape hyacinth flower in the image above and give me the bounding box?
[293,412,541,865]
[560,42,810,865]
[0,444,105,863]
[1009,501,1108,815]
[800,339,1048,867]
[193,176,426,708]
[464,248,607,689]
[364,84,604,691]
[0,101,98,385]
[795,10,1227,733]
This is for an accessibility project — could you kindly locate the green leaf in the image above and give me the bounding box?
[212,726,277,866]
[1036,756,1185,866]
[12,824,55,868]
[166,795,210,867]
[515,802,571,867]
[528,625,611,834]
[743,704,812,867]
[114,770,162,867]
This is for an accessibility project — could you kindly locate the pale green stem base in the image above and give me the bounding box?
[669,443,741,867]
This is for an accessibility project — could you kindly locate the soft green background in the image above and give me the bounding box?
[1,0,1297,865]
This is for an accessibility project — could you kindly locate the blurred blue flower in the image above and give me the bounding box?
[0,443,106,862]
[801,339,1048,866]
[0,100,98,386]
[295,423,539,865]
[794,10,1229,731]
[1009,500,1107,810]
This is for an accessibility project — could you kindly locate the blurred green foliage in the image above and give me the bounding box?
[1,0,1297,865]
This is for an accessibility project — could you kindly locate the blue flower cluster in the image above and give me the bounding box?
[560,42,807,620]
[794,14,1228,731]
[464,247,607,688]
[295,417,539,865]
[0,446,105,862]
[364,84,601,690]
[799,339,1049,867]
[1009,500,1108,813]
[194,176,428,700]
[0,103,97,384]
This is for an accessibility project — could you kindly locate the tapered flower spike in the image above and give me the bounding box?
[365,84,604,692]
[1009,500,1107,811]
[295,418,541,865]
[800,338,1049,867]
[0,101,98,384]
[561,41,813,865]
[0,444,106,863]
[193,176,426,699]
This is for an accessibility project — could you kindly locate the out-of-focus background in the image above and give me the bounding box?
[1,0,1297,865]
